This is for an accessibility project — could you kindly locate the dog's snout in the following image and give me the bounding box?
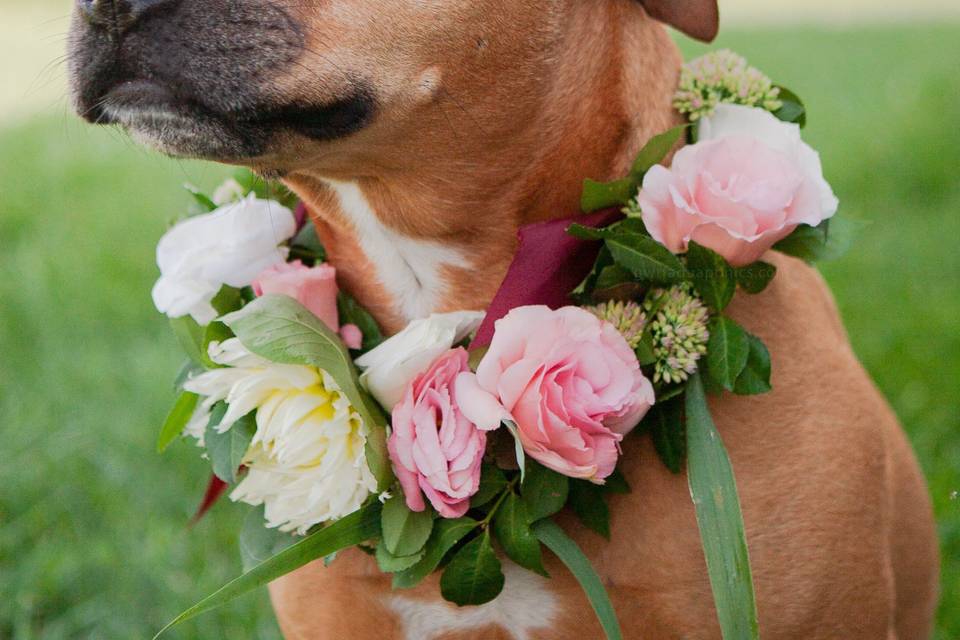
[76,0,174,34]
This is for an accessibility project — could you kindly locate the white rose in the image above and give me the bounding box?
[211,178,247,206]
[355,311,485,411]
[184,338,377,533]
[151,194,297,324]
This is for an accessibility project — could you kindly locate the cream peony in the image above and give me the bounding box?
[183,338,377,534]
[355,311,485,411]
[152,194,297,324]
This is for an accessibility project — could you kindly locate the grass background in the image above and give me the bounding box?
[0,13,958,640]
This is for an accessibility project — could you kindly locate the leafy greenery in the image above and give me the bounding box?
[156,391,200,453]
[649,396,687,474]
[533,520,623,640]
[492,493,547,576]
[439,531,505,606]
[580,125,687,213]
[380,494,434,557]
[204,406,256,484]
[685,375,759,639]
[733,334,773,396]
[520,460,569,522]
[238,507,294,572]
[772,85,807,127]
[154,502,383,638]
[392,518,480,589]
[705,317,751,392]
[686,241,737,311]
[1,24,958,640]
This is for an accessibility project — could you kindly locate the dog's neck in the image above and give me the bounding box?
[284,5,681,333]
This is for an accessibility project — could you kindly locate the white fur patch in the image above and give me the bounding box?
[324,179,469,322]
[386,562,560,640]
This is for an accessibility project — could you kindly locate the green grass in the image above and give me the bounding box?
[1,24,958,639]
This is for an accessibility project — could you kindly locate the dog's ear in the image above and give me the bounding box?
[636,0,719,42]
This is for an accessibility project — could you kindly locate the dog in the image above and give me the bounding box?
[68,0,939,637]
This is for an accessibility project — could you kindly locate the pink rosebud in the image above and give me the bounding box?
[340,324,363,350]
[388,348,492,518]
[252,260,340,332]
[462,306,655,484]
[639,104,838,267]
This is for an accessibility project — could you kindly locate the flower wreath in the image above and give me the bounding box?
[152,51,850,639]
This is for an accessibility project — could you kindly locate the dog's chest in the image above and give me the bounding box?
[384,562,560,640]
[322,179,469,323]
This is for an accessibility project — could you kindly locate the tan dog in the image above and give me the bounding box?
[67,0,938,637]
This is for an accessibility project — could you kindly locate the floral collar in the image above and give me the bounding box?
[150,50,850,640]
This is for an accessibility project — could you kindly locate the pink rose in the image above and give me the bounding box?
[253,260,341,332]
[639,104,838,267]
[388,348,494,518]
[461,306,655,483]
[340,324,364,350]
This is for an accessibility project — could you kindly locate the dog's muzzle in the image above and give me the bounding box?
[67,0,376,161]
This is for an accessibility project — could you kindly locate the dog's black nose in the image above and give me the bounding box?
[77,0,173,34]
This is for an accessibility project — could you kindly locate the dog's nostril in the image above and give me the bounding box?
[77,0,175,33]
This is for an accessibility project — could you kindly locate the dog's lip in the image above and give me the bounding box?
[100,79,214,125]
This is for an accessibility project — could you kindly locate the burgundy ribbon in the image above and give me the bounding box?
[471,209,622,347]
[191,475,229,525]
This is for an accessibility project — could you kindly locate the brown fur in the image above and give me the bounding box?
[263,2,940,638]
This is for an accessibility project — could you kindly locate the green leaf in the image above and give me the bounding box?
[685,374,759,640]
[706,317,750,392]
[532,519,623,640]
[337,292,385,353]
[605,233,688,284]
[153,502,382,639]
[392,518,480,589]
[594,264,636,293]
[521,460,569,522]
[493,492,547,576]
[774,217,863,264]
[210,286,244,316]
[734,334,772,396]
[773,85,807,128]
[630,125,688,179]
[204,407,256,484]
[735,261,777,295]
[221,295,392,490]
[567,223,608,241]
[571,246,614,304]
[381,494,435,558]
[568,480,610,539]
[290,222,327,265]
[183,183,218,212]
[634,334,657,366]
[649,396,686,474]
[440,530,505,606]
[232,168,300,209]
[156,391,200,453]
[472,463,509,509]
[239,506,294,572]
[580,178,638,213]
[687,241,736,311]
[375,541,426,573]
[170,315,205,364]
[173,359,203,391]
